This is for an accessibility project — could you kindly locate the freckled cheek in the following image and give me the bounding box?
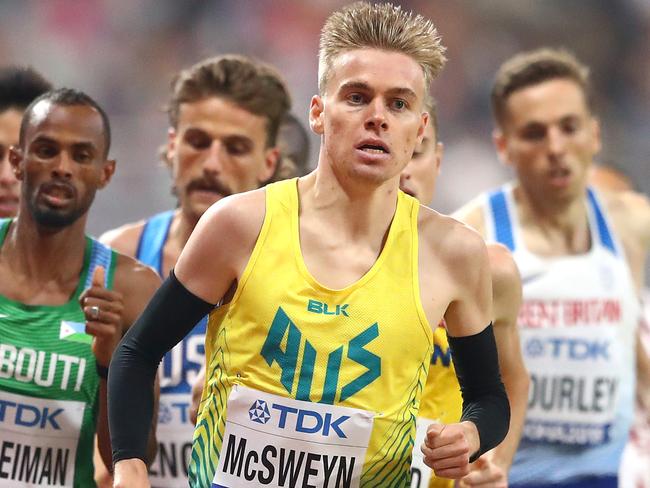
[326,116,346,138]
[398,133,416,161]
[324,119,350,156]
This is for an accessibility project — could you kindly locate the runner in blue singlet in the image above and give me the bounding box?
[100,55,293,488]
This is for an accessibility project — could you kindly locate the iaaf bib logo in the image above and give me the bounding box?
[248,399,350,438]
[249,400,271,424]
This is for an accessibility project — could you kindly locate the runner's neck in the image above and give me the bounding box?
[3,212,87,285]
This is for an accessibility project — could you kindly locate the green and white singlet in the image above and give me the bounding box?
[0,219,117,488]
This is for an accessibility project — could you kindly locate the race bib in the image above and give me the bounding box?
[410,418,435,488]
[521,326,622,446]
[0,391,84,487]
[148,393,194,487]
[212,385,374,488]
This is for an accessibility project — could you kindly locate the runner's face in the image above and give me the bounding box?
[0,109,22,217]
[12,102,114,229]
[167,97,278,222]
[311,49,427,185]
[495,78,601,204]
[399,123,443,205]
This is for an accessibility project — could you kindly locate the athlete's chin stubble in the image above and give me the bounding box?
[28,195,93,230]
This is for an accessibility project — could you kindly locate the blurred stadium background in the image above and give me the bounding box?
[1,0,648,242]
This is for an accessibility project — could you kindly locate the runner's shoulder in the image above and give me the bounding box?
[603,189,650,246]
[487,243,520,292]
[195,188,267,245]
[452,195,488,238]
[99,219,148,257]
[111,252,162,306]
[487,243,522,324]
[419,206,489,275]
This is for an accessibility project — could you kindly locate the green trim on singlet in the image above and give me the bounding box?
[106,246,117,289]
[0,222,93,311]
[0,218,118,488]
[0,218,9,243]
[0,219,116,306]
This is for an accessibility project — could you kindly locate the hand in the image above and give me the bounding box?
[459,456,508,488]
[113,459,150,488]
[421,422,479,479]
[79,266,125,367]
[189,365,206,425]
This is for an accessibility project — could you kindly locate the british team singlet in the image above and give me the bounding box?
[484,184,639,486]
[190,178,433,488]
[135,210,207,487]
[410,323,461,488]
[0,218,117,488]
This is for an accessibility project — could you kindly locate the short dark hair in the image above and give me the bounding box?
[166,55,291,147]
[0,65,52,113]
[491,48,592,126]
[20,88,111,157]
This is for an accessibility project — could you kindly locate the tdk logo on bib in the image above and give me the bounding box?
[525,337,610,361]
[0,398,63,429]
[214,387,373,487]
[249,400,271,424]
[248,399,350,438]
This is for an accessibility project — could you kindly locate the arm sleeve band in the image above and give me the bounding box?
[447,323,510,462]
[108,270,215,464]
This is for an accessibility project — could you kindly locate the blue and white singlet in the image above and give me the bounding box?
[484,184,639,487]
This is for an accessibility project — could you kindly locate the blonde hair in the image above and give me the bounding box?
[491,48,592,126]
[318,2,446,94]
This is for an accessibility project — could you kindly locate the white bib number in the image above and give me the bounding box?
[521,326,622,446]
[148,393,194,487]
[0,391,84,487]
[213,386,374,488]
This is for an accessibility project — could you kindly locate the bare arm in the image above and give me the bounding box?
[85,256,161,471]
[605,192,650,413]
[99,222,145,258]
[457,246,527,487]
[439,226,494,463]
[111,191,265,485]
[422,223,510,479]
[604,190,650,291]
[484,244,527,471]
[443,225,493,338]
[451,198,488,239]
[451,206,527,487]
[173,190,265,302]
[637,325,650,412]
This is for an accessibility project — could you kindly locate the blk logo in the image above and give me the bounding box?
[307,299,350,317]
[248,399,271,424]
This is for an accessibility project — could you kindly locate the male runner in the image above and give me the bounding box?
[0,88,160,487]
[402,101,528,488]
[455,48,650,487]
[0,66,52,218]
[109,3,510,487]
[100,54,291,487]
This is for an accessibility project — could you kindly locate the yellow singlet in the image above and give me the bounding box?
[190,178,433,488]
[411,324,462,488]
